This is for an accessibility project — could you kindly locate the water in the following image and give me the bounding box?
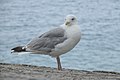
[0,0,120,72]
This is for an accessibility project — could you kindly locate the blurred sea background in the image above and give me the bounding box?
[0,0,120,72]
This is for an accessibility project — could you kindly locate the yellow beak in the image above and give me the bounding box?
[65,21,70,25]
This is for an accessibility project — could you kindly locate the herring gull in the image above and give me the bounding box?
[11,15,81,70]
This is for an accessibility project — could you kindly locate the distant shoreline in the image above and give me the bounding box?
[0,63,120,80]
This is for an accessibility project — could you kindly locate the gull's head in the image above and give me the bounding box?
[64,14,77,26]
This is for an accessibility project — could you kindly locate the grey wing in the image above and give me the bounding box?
[27,28,67,52]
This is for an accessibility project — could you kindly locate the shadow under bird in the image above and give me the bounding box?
[11,15,81,70]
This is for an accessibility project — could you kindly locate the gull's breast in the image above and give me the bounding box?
[50,25,81,57]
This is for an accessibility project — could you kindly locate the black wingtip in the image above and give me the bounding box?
[11,46,26,52]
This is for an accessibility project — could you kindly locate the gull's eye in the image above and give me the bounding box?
[71,18,75,21]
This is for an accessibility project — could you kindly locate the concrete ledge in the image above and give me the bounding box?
[0,63,120,80]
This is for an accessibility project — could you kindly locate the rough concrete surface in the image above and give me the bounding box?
[0,63,120,80]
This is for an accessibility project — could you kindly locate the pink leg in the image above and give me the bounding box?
[56,56,62,70]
